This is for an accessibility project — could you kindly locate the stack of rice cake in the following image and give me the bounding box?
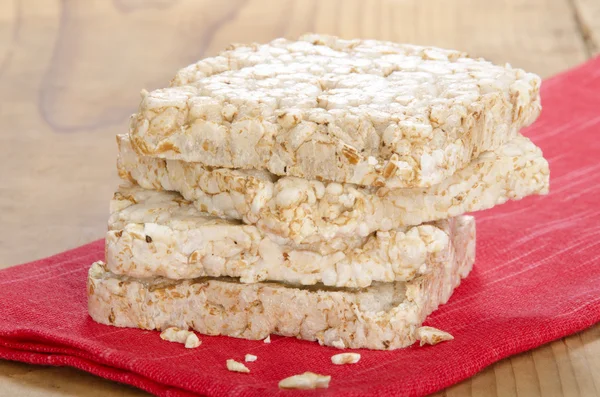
[88,35,549,350]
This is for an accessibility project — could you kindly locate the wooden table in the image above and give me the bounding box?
[1,0,599,395]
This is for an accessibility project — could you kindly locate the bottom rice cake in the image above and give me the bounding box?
[107,185,472,287]
[89,215,475,350]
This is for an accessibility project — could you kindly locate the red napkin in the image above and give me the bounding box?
[1,58,600,397]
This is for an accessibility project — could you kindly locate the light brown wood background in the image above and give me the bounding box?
[0,0,598,396]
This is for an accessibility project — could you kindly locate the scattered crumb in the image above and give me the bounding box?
[160,327,201,348]
[263,335,271,344]
[184,333,201,348]
[245,354,257,362]
[331,353,361,365]
[416,326,454,346]
[278,372,331,389]
[331,339,345,349]
[226,359,250,373]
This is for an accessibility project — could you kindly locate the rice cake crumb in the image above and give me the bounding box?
[226,359,250,373]
[416,326,454,346]
[184,333,201,348]
[159,327,201,348]
[278,372,331,389]
[245,354,257,362]
[331,353,361,365]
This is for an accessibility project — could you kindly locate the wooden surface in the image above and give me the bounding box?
[0,0,598,395]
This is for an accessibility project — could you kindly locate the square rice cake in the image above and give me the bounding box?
[107,185,473,288]
[89,215,475,350]
[118,134,548,245]
[129,34,541,188]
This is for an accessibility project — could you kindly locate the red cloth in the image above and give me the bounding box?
[1,58,600,397]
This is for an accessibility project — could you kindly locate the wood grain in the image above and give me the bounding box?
[0,0,597,396]
[572,0,600,55]
[431,326,600,397]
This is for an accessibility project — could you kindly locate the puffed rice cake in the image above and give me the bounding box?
[129,34,541,188]
[117,134,548,245]
[88,214,475,350]
[107,184,471,288]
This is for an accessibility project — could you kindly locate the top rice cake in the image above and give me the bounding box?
[130,34,541,188]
